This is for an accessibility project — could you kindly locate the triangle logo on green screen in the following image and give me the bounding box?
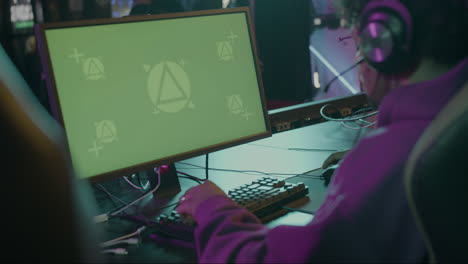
[147,61,192,113]
[227,95,243,114]
[96,120,117,144]
[221,44,231,57]
[102,125,113,138]
[217,41,234,61]
[83,57,105,80]
[159,66,188,104]
[89,61,101,74]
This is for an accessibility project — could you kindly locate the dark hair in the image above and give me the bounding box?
[335,0,468,65]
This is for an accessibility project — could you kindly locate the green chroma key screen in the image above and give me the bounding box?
[39,9,270,181]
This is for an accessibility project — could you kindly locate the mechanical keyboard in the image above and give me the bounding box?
[150,177,309,241]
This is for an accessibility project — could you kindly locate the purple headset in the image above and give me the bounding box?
[359,0,414,74]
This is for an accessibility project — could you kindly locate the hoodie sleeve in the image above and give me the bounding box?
[193,193,347,263]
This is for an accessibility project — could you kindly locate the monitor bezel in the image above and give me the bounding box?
[35,7,272,183]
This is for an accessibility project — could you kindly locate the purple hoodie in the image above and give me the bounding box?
[193,59,468,263]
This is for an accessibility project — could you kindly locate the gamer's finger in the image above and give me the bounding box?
[178,195,187,204]
[175,202,192,216]
[322,154,339,169]
[180,214,196,225]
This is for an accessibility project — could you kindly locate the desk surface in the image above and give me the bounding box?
[94,121,366,262]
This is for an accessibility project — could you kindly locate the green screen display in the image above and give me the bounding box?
[44,12,268,180]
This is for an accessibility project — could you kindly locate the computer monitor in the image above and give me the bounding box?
[35,7,271,183]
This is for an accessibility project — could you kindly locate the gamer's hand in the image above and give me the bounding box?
[322,149,350,169]
[176,180,227,219]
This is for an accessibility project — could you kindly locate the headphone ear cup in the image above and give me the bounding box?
[359,0,414,74]
[360,19,396,68]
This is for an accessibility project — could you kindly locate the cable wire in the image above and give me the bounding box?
[94,184,147,222]
[100,226,146,248]
[96,184,129,206]
[320,104,379,122]
[95,184,119,208]
[100,248,128,255]
[324,57,364,92]
[176,162,323,179]
[281,206,315,215]
[178,171,204,184]
[340,122,373,130]
[109,168,161,216]
[123,175,143,191]
[100,238,139,248]
[205,153,209,180]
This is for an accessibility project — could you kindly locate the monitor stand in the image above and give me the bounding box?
[144,163,181,198]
